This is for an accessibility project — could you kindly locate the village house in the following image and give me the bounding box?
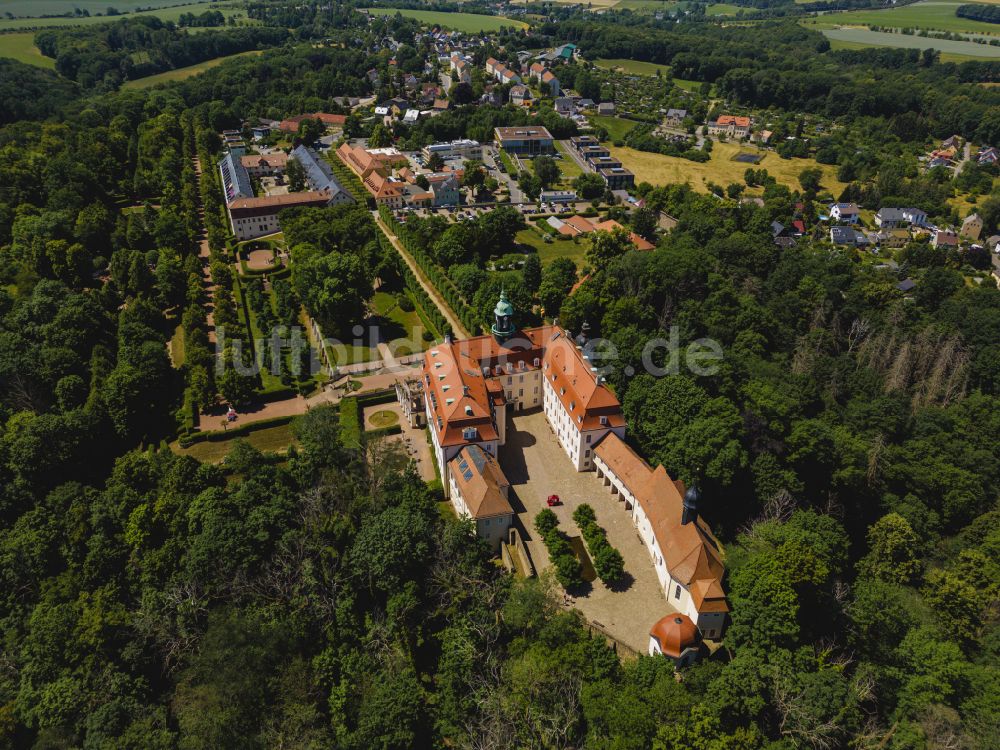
[933,229,959,250]
[707,115,751,139]
[874,206,927,229]
[597,102,616,116]
[554,97,575,116]
[830,226,867,247]
[961,212,983,241]
[664,109,688,128]
[829,202,860,224]
[413,292,728,640]
[509,85,532,106]
[277,112,347,134]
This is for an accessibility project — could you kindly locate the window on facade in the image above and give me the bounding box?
[675,585,681,599]
[586,434,592,444]
[519,389,523,396]
[585,449,590,457]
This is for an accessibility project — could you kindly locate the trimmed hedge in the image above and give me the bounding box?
[572,503,625,584]
[534,509,583,589]
[340,396,362,449]
[178,414,297,448]
[356,389,396,408]
[367,424,403,439]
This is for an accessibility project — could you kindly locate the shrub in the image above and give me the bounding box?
[398,294,415,312]
[573,503,626,585]
[534,509,559,536]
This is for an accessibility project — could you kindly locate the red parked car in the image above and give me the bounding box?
[546,494,561,507]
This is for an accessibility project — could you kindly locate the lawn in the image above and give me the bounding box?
[819,27,1000,59]
[0,2,248,30]
[589,115,639,141]
[804,0,1000,36]
[122,50,263,89]
[370,290,429,353]
[172,422,298,464]
[553,141,583,182]
[612,0,678,10]
[707,3,742,15]
[611,140,846,195]
[0,31,55,68]
[515,228,590,268]
[362,8,528,32]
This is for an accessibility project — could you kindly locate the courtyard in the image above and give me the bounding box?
[498,409,679,654]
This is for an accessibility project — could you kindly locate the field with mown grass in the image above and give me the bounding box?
[804,0,1000,36]
[0,31,55,67]
[122,50,263,89]
[362,8,527,32]
[515,228,590,268]
[610,140,846,195]
[819,27,1000,59]
[589,115,639,141]
[0,1,248,30]
[595,58,672,76]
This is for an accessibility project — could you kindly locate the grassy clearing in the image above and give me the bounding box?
[595,57,672,76]
[172,422,298,464]
[612,0,678,10]
[371,290,428,354]
[0,31,55,68]
[589,115,639,141]
[805,1,1000,36]
[0,2,248,30]
[819,27,1000,58]
[707,3,742,15]
[611,140,846,195]
[122,50,263,89]
[362,8,528,32]
[516,228,590,268]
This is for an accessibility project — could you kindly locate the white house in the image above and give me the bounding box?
[829,203,860,223]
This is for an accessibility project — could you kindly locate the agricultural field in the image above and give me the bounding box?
[821,27,1000,59]
[0,1,247,30]
[804,0,1000,36]
[611,0,677,10]
[0,0,211,15]
[0,31,54,68]
[122,50,263,89]
[611,140,846,195]
[362,8,528,32]
[706,3,742,15]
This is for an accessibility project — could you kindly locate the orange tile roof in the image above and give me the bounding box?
[543,332,625,432]
[450,444,513,518]
[594,433,727,612]
[592,219,655,251]
[650,614,698,658]
[716,115,751,128]
[240,153,288,169]
[563,215,596,234]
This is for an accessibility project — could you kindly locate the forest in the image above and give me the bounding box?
[0,3,996,748]
[34,17,289,89]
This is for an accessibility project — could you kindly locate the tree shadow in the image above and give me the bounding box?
[605,571,636,594]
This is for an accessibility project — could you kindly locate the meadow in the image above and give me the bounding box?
[362,8,528,32]
[122,50,262,88]
[821,27,1000,59]
[595,57,672,76]
[0,31,54,68]
[0,1,246,30]
[589,114,639,141]
[0,0,208,15]
[610,140,846,196]
[805,0,1000,36]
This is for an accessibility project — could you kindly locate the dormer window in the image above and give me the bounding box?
[600,416,608,426]
[560,388,565,396]
[442,385,450,391]
[465,405,473,416]
[434,362,442,369]
[569,401,575,410]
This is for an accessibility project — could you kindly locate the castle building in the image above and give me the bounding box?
[415,292,729,639]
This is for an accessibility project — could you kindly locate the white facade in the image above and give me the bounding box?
[422,139,482,161]
[231,212,281,241]
[541,373,613,471]
[447,472,512,550]
[592,450,725,639]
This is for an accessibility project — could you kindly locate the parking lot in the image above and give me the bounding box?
[498,409,679,655]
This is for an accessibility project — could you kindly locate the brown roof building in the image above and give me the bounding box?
[594,432,728,639]
[649,614,700,665]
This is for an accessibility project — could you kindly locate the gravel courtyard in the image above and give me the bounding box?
[498,409,680,655]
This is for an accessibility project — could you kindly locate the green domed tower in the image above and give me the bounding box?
[491,289,516,341]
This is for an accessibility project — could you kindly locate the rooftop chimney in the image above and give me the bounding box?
[682,483,701,526]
